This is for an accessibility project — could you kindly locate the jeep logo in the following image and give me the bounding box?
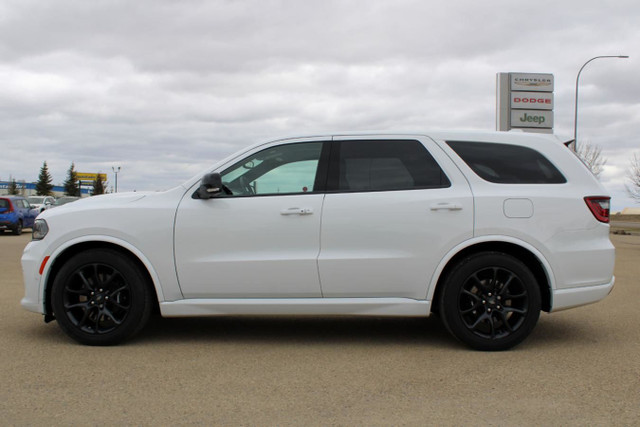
[520,113,545,124]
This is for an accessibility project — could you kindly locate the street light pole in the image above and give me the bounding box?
[112,166,121,193]
[573,55,629,151]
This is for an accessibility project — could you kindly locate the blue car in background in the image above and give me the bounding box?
[0,196,38,235]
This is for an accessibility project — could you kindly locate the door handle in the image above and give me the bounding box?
[280,207,314,215]
[430,202,463,211]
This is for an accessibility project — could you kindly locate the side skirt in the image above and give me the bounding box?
[160,298,431,317]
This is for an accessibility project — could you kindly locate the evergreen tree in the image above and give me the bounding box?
[63,162,80,196]
[35,161,54,195]
[92,175,105,196]
[8,177,19,195]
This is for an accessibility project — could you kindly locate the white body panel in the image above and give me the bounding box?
[318,134,473,299]
[174,193,324,298]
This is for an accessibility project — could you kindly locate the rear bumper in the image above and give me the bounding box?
[551,277,615,312]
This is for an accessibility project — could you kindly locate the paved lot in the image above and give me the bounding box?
[1,232,639,425]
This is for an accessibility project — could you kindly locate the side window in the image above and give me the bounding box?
[220,142,325,196]
[329,139,450,192]
[446,140,566,184]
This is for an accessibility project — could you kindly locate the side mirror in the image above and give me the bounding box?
[193,173,224,199]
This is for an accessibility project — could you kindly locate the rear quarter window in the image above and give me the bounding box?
[446,140,566,184]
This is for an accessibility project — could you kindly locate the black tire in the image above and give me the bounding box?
[439,252,541,351]
[51,248,153,345]
[12,221,22,235]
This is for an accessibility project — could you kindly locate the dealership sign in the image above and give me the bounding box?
[510,91,553,110]
[510,110,554,128]
[497,72,554,133]
[77,172,107,182]
[510,74,554,92]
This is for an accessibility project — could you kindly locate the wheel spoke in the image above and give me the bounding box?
[77,270,92,290]
[108,300,129,310]
[64,301,89,310]
[460,302,481,315]
[488,313,496,338]
[503,306,526,315]
[466,312,488,330]
[461,288,481,301]
[76,307,93,329]
[497,311,513,332]
[64,287,89,296]
[109,285,128,298]
[497,274,515,295]
[102,307,123,325]
[490,267,499,289]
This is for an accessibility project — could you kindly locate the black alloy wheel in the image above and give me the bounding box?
[440,252,541,351]
[51,249,152,345]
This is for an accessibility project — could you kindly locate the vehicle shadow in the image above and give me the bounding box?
[136,315,458,348]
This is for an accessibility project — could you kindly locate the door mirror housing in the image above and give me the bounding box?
[193,173,224,199]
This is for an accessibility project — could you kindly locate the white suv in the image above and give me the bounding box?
[21,131,615,350]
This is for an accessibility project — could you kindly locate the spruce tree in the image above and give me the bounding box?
[8,178,19,195]
[35,161,54,195]
[63,163,80,196]
[92,175,105,196]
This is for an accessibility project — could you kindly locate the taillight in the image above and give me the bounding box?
[584,196,610,223]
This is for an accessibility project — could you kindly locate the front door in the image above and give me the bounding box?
[174,139,329,298]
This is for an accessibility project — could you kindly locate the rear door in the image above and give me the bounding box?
[318,135,473,299]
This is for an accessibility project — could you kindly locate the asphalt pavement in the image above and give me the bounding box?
[1,232,639,425]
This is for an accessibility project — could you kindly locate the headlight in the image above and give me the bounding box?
[32,219,49,240]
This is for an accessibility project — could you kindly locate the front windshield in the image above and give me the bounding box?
[28,197,44,204]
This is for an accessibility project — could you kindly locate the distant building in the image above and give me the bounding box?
[620,207,640,215]
[0,181,91,197]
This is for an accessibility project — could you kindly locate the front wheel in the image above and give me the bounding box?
[439,252,541,351]
[51,249,153,345]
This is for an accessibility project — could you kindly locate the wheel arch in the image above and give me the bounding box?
[43,238,163,317]
[429,238,554,314]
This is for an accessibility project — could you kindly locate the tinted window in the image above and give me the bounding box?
[447,140,566,184]
[221,142,325,196]
[328,140,450,192]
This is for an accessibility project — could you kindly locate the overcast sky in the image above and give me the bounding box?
[1,0,638,209]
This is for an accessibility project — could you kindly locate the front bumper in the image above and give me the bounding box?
[21,240,46,314]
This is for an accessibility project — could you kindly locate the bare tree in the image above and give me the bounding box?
[577,143,607,178]
[627,153,640,202]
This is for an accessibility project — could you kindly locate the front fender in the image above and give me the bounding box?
[40,235,168,309]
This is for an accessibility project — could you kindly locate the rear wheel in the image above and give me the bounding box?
[51,249,152,345]
[439,252,541,351]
